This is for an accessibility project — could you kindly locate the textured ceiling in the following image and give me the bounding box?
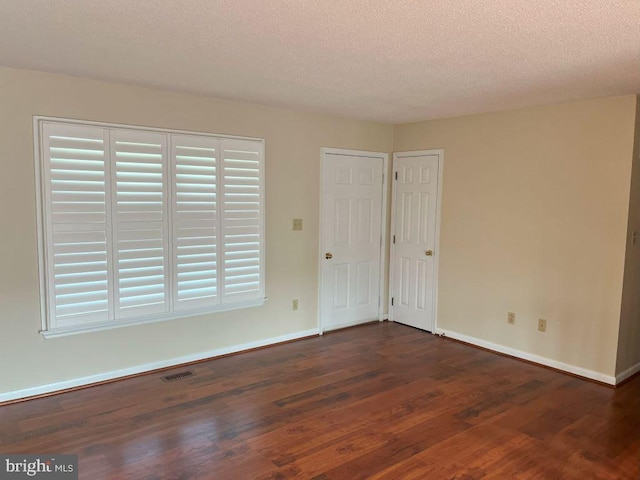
[0,0,638,123]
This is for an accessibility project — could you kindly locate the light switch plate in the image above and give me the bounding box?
[293,218,303,231]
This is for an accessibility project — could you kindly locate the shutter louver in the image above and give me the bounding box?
[220,139,264,303]
[171,135,219,310]
[111,130,169,318]
[43,123,111,328]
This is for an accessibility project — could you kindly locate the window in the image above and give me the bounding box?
[35,117,265,337]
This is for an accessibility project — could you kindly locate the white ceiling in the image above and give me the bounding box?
[0,0,638,123]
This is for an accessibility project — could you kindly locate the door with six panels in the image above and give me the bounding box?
[320,150,386,331]
[390,151,441,332]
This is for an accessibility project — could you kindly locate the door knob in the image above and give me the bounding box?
[325,252,333,259]
[425,250,433,256]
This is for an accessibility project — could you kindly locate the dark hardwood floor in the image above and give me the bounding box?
[1,322,638,479]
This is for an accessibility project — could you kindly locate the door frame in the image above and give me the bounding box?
[318,148,389,334]
[389,149,444,332]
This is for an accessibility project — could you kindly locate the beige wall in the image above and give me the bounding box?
[0,67,393,395]
[394,96,637,377]
[1,65,636,397]
[617,95,640,376]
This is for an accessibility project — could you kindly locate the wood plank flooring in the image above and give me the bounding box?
[1,322,638,479]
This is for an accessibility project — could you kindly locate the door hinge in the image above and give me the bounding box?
[395,171,398,180]
[393,235,396,244]
[391,297,394,306]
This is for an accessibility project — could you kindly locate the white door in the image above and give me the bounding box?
[390,150,442,332]
[320,149,386,331]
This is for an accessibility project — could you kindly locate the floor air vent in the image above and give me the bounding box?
[161,371,194,382]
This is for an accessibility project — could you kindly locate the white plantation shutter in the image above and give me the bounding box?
[171,134,220,310]
[220,139,264,303]
[42,123,112,329]
[111,130,169,318]
[37,118,265,336]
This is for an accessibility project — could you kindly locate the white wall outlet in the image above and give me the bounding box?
[538,318,547,332]
[292,299,299,311]
[507,312,515,325]
[293,218,303,231]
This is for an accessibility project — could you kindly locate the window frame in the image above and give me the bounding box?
[34,116,266,338]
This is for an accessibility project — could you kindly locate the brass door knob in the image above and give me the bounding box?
[325,252,333,259]
[425,250,433,256]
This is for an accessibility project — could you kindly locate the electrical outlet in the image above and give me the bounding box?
[507,312,515,325]
[538,318,547,332]
[292,299,299,311]
[292,218,303,231]
[633,231,638,245]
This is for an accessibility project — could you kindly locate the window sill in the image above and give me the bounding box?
[40,297,267,339]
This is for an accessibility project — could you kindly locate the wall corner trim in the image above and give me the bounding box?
[0,328,320,404]
[435,328,616,386]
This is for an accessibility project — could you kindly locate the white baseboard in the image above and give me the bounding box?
[435,328,616,386]
[616,361,640,385]
[0,328,319,404]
